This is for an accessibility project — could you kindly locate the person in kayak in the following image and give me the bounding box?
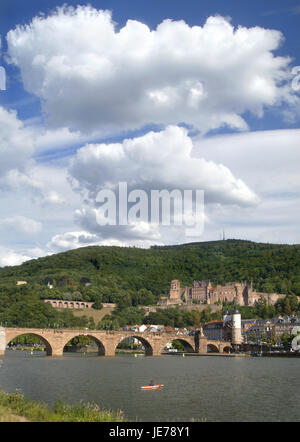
[149,380,154,386]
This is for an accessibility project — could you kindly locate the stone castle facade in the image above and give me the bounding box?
[158,280,286,307]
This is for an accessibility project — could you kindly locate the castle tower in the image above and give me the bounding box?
[247,281,254,306]
[169,280,181,300]
[184,286,190,304]
[234,283,244,306]
[231,305,242,347]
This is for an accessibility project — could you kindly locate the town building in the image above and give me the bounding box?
[245,315,300,345]
[241,319,257,342]
[16,281,27,286]
[202,320,224,340]
[271,316,300,345]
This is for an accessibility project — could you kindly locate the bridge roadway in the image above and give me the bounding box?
[0,327,232,357]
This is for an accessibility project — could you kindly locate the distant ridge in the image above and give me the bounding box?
[152,238,296,249]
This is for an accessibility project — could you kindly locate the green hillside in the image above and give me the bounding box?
[1,239,300,329]
[1,239,300,300]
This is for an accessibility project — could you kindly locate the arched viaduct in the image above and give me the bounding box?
[0,327,232,357]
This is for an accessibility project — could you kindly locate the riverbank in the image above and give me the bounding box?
[0,404,29,422]
[164,352,251,357]
[0,390,126,422]
[165,351,300,357]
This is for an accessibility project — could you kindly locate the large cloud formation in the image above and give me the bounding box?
[47,127,300,252]
[6,6,296,135]
[69,125,259,207]
[66,126,258,245]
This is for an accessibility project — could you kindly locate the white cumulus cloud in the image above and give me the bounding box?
[0,216,42,235]
[6,6,297,135]
[69,125,259,207]
[66,125,258,244]
[0,106,34,179]
[47,230,163,253]
[0,246,33,267]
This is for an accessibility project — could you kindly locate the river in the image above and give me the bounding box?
[0,350,299,422]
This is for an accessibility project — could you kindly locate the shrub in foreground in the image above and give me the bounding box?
[0,390,125,422]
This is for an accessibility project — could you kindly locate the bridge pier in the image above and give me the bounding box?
[51,349,64,357]
[104,346,116,357]
[151,348,162,357]
[198,336,208,354]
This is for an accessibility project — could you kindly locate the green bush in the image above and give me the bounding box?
[0,390,125,422]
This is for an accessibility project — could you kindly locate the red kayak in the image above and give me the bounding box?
[141,384,164,390]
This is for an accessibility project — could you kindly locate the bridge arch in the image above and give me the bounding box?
[62,334,105,355]
[162,338,195,354]
[6,332,53,356]
[207,343,219,353]
[115,335,153,356]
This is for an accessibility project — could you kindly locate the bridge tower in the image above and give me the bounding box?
[222,307,231,326]
[231,306,242,349]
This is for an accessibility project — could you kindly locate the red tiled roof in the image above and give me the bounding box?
[164,326,175,332]
[203,320,223,326]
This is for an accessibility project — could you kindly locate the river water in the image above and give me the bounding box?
[0,351,299,422]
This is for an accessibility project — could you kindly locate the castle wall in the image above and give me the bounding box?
[159,280,289,308]
[189,283,207,302]
[208,284,238,305]
[249,292,286,306]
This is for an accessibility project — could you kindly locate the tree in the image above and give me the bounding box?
[260,331,268,343]
[280,332,292,347]
[88,317,96,330]
[256,298,269,319]
[97,318,120,330]
[283,299,292,316]
[270,327,277,345]
[68,336,93,347]
[92,300,103,310]
[286,294,298,312]
[171,340,185,351]
[248,331,257,343]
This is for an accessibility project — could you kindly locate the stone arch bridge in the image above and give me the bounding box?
[0,327,232,357]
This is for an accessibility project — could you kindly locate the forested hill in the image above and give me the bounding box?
[0,240,300,305]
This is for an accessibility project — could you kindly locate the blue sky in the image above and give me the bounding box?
[0,0,299,265]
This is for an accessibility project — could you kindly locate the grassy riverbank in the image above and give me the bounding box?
[0,404,29,422]
[0,390,126,422]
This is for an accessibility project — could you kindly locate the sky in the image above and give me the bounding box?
[0,0,300,266]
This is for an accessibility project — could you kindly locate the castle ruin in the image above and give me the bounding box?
[158,280,286,307]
